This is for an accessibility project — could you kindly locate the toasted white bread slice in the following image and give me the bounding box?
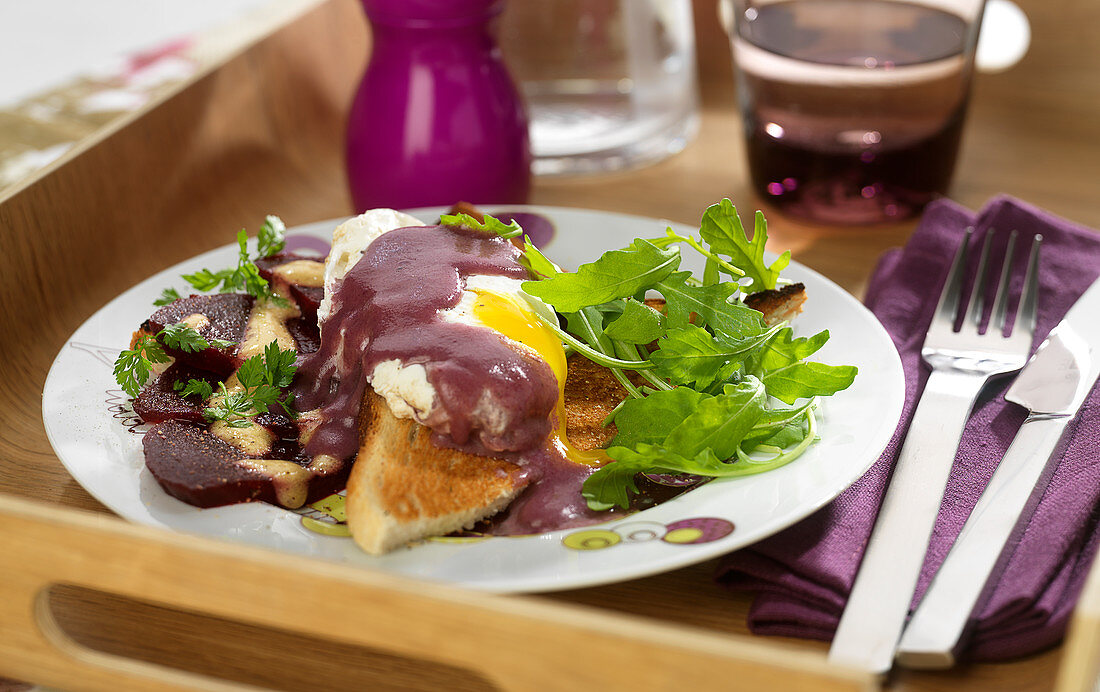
[346,356,623,554]
[345,390,528,554]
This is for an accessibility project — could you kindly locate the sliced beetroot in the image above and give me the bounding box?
[146,294,253,376]
[255,254,324,325]
[254,410,299,440]
[289,285,322,324]
[286,316,320,354]
[133,363,220,425]
[143,420,271,508]
[143,420,350,509]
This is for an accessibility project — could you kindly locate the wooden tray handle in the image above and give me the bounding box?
[0,494,875,691]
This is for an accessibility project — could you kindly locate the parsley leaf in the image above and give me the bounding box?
[113,323,237,398]
[181,221,289,307]
[257,215,287,258]
[181,268,233,292]
[159,322,214,353]
[113,333,170,398]
[202,341,298,426]
[154,287,181,306]
[178,379,215,401]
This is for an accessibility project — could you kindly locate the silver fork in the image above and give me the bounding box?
[828,228,1041,674]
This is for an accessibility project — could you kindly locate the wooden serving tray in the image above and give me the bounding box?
[2,1,1098,689]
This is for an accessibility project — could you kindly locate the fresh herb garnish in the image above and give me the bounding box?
[112,322,236,397]
[154,287,181,306]
[256,215,287,258]
[511,199,857,510]
[698,198,790,293]
[174,378,215,401]
[441,212,523,239]
[202,341,297,428]
[159,321,236,352]
[180,217,289,306]
[113,333,171,398]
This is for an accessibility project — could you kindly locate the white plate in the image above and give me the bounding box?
[42,205,903,593]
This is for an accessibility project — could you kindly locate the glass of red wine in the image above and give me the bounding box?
[723,0,987,225]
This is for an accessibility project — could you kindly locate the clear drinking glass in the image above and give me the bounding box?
[499,0,700,176]
[723,0,986,224]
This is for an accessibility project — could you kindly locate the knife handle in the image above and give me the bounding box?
[829,369,985,674]
[895,413,1072,668]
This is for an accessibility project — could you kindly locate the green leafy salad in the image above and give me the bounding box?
[445,199,857,512]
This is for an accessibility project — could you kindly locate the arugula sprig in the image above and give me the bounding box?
[441,212,523,239]
[501,200,857,510]
[203,341,298,428]
[113,322,236,397]
[434,203,856,510]
[180,216,289,306]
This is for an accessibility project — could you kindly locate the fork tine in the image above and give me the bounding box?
[965,231,996,330]
[933,228,973,327]
[1011,234,1042,338]
[987,230,1019,335]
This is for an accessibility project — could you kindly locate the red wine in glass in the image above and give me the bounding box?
[733,0,977,224]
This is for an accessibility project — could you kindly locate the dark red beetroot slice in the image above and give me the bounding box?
[133,363,220,424]
[146,294,253,376]
[289,285,322,324]
[255,254,324,324]
[143,421,350,509]
[286,316,320,354]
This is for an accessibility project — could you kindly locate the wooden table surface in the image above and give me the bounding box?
[0,0,1097,689]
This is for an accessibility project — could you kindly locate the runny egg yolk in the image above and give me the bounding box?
[470,289,609,467]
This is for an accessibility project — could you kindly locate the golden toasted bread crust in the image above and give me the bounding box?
[562,355,625,451]
[744,283,807,325]
[346,391,529,554]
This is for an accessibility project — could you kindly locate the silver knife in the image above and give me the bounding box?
[896,276,1100,669]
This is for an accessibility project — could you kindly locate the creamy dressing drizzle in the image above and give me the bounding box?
[239,291,299,361]
[181,313,211,331]
[238,458,311,508]
[208,372,276,454]
[209,289,299,452]
[273,260,325,288]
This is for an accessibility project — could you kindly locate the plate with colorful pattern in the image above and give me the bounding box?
[42,205,903,593]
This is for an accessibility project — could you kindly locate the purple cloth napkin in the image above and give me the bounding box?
[717,195,1100,661]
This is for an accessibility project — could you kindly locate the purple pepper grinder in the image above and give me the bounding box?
[346,0,531,212]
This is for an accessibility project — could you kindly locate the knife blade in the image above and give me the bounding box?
[896,276,1100,669]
